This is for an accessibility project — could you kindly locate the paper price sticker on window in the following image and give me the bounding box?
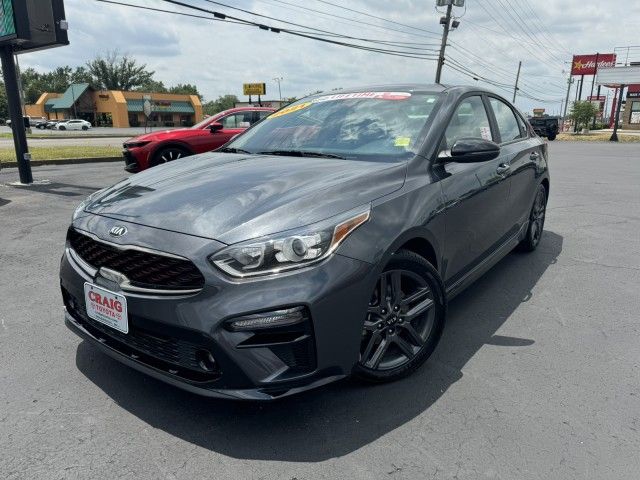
[480,126,492,141]
[269,102,312,119]
[394,137,411,147]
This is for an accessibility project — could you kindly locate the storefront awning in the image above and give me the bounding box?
[126,99,195,114]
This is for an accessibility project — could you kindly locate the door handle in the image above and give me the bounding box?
[530,151,540,160]
[496,163,510,175]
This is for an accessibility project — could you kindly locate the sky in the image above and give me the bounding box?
[20,0,640,115]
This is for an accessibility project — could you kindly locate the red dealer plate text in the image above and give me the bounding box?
[84,283,129,334]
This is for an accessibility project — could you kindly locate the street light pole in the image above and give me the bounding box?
[273,77,283,102]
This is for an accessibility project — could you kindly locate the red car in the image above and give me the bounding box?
[122,107,275,172]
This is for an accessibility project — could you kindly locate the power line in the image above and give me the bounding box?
[254,0,442,43]
[448,42,566,95]
[474,0,566,73]
[516,0,572,56]
[311,0,442,38]
[95,0,246,25]
[494,0,565,64]
[97,0,439,60]
[190,0,440,55]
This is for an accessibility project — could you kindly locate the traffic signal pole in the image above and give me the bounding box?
[1,46,32,184]
[435,2,453,84]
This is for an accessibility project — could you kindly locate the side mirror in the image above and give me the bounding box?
[450,137,500,163]
[209,122,223,133]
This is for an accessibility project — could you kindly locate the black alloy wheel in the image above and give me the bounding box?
[152,146,189,167]
[354,249,446,382]
[518,184,547,252]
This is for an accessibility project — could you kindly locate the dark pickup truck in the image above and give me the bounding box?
[528,116,559,141]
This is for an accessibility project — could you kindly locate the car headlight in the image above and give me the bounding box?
[210,205,371,278]
[123,141,151,149]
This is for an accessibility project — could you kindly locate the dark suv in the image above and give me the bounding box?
[528,115,559,141]
[61,85,549,400]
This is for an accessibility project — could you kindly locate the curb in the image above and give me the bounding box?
[1,156,122,168]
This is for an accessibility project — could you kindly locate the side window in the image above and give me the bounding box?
[257,110,272,120]
[489,98,523,143]
[444,96,493,149]
[221,113,253,129]
[515,112,528,137]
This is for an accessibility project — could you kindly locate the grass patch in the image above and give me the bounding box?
[0,146,121,163]
[557,132,640,142]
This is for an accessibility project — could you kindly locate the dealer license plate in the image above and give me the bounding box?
[84,283,129,334]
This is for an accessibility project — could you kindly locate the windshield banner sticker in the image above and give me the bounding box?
[269,102,313,119]
[313,92,412,103]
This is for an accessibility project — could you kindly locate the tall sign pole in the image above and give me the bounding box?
[435,2,453,84]
[610,85,625,142]
[0,0,69,185]
[1,46,32,184]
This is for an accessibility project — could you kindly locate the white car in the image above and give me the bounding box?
[56,119,92,131]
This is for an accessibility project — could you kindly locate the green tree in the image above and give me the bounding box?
[203,94,238,115]
[20,66,95,103]
[87,51,154,91]
[570,101,599,131]
[0,80,8,121]
[135,79,168,93]
[169,83,200,97]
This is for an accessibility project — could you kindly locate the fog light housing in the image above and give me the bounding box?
[227,306,307,331]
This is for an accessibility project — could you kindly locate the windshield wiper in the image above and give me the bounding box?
[217,147,253,154]
[257,150,346,160]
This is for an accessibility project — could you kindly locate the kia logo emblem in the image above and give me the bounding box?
[109,226,127,237]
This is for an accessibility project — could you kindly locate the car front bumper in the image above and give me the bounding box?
[60,218,375,400]
[122,149,140,173]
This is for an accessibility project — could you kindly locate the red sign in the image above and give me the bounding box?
[571,54,616,76]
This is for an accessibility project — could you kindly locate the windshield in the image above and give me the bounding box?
[227,91,441,160]
[192,115,216,129]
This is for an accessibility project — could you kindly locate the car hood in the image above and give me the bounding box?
[125,128,200,143]
[84,152,406,244]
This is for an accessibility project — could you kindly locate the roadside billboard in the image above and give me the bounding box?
[571,54,616,76]
[243,83,266,96]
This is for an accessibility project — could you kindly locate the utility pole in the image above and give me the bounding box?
[435,2,453,84]
[512,61,522,103]
[562,75,573,120]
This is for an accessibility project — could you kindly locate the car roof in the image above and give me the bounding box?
[307,84,499,95]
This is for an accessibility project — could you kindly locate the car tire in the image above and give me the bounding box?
[547,134,556,141]
[517,183,547,252]
[82,125,89,131]
[151,146,190,167]
[353,249,446,383]
[58,126,66,131]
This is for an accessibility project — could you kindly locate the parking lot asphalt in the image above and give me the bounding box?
[0,142,638,480]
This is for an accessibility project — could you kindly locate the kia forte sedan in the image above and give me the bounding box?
[60,85,549,400]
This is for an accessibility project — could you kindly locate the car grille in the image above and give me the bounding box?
[62,287,219,382]
[67,228,205,291]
